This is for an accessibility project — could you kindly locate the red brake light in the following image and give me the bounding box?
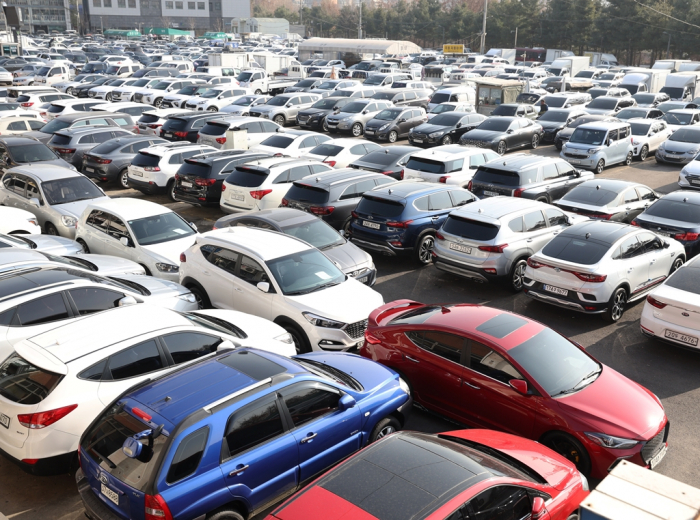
[572,272,607,283]
[323,160,336,167]
[132,407,152,422]
[439,176,449,183]
[309,205,334,215]
[351,211,359,218]
[144,166,161,172]
[436,232,444,240]
[281,198,289,206]
[145,494,173,520]
[364,331,382,344]
[55,148,76,154]
[381,170,393,175]
[195,178,216,186]
[148,124,161,129]
[174,131,188,138]
[386,220,413,228]
[630,220,640,227]
[467,180,473,191]
[597,214,613,220]
[20,102,34,107]
[674,232,700,241]
[17,404,78,429]
[180,253,186,262]
[513,188,525,197]
[250,189,272,200]
[215,137,227,144]
[527,257,544,269]
[478,243,508,253]
[399,169,404,180]
[221,184,226,192]
[646,295,666,309]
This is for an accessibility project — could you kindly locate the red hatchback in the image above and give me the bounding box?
[360,300,669,479]
[266,429,589,520]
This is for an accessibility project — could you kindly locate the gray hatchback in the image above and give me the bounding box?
[47,126,134,170]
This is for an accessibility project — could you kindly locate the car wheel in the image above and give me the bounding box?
[441,135,452,145]
[351,122,363,137]
[119,168,130,189]
[254,89,262,95]
[567,514,580,520]
[604,286,628,323]
[541,431,591,476]
[414,234,435,265]
[68,87,75,96]
[509,258,528,293]
[639,145,649,161]
[273,114,285,126]
[322,117,329,132]
[555,141,563,151]
[207,509,244,520]
[369,416,401,443]
[77,239,89,253]
[342,217,352,235]
[282,322,311,354]
[595,159,605,174]
[207,106,218,112]
[45,222,58,236]
[670,256,684,274]
[105,93,112,101]
[167,179,177,202]
[497,141,507,155]
[388,130,398,143]
[624,151,633,166]
[154,97,163,108]
[187,284,211,309]
[531,134,540,149]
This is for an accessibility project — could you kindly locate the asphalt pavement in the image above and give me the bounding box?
[2,138,698,520]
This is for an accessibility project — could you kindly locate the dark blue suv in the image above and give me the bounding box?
[348,181,478,265]
[76,348,411,520]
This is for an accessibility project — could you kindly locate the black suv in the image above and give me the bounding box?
[173,150,271,206]
[281,169,395,231]
[73,76,116,97]
[296,96,353,131]
[160,113,223,143]
[468,153,595,203]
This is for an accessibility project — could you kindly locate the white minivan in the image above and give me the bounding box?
[428,86,477,111]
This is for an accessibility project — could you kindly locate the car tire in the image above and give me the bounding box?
[322,118,329,132]
[254,89,262,95]
[595,159,605,174]
[670,256,684,274]
[45,222,58,236]
[414,233,435,265]
[639,145,649,161]
[441,135,452,145]
[119,168,130,189]
[187,284,211,309]
[497,141,507,155]
[77,239,89,253]
[388,130,398,143]
[154,97,163,108]
[541,431,591,476]
[68,87,75,96]
[167,180,177,202]
[603,286,628,323]
[369,416,401,443]
[281,321,311,354]
[273,114,286,126]
[531,134,540,149]
[509,258,528,293]
[624,151,633,166]
[207,106,218,112]
[207,509,244,520]
[555,142,563,151]
[105,93,112,101]
[352,122,363,137]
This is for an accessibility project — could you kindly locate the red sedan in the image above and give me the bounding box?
[266,429,589,520]
[360,300,668,479]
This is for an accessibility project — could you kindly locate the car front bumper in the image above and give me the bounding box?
[655,150,694,165]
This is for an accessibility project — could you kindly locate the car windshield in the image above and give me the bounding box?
[616,109,648,119]
[544,96,569,108]
[267,249,345,295]
[476,118,511,131]
[669,128,700,143]
[266,96,289,106]
[586,98,618,109]
[429,113,463,126]
[282,218,344,250]
[0,354,63,404]
[491,105,518,116]
[231,96,258,106]
[374,108,402,121]
[201,89,222,98]
[152,81,171,90]
[643,199,700,223]
[42,176,104,205]
[539,111,569,122]
[295,80,316,87]
[132,79,150,87]
[568,117,600,128]
[9,143,58,163]
[128,212,195,245]
[599,74,617,80]
[657,102,685,113]
[569,128,607,145]
[633,93,657,104]
[576,70,595,78]
[560,186,619,206]
[317,81,340,90]
[430,104,456,114]
[342,102,368,114]
[509,328,601,397]
[663,112,693,125]
[312,98,340,109]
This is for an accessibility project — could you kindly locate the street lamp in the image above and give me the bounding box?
[663,31,671,59]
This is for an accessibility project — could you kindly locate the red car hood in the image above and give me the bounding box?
[555,366,666,440]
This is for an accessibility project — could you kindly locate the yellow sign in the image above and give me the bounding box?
[443,44,465,54]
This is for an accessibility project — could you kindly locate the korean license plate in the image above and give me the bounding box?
[230,193,245,201]
[543,284,568,296]
[363,220,380,230]
[365,130,374,134]
[412,138,423,143]
[132,171,143,177]
[649,444,668,469]
[164,132,172,138]
[664,329,699,346]
[569,159,581,164]
[691,180,700,185]
[101,484,119,506]
[0,413,9,429]
[656,231,671,237]
[181,181,193,188]
[85,167,94,173]
[449,242,472,254]
[483,190,499,197]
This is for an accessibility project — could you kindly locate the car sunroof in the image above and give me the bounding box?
[475,313,528,339]
[218,350,286,380]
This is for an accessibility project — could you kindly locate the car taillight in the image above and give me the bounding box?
[93,157,111,164]
[144,166,161,172]
[399,169,404,180]
[513,187,525,197]
[281,198,289,206]
[439,176,449,183]
[381,170,393,175]
[55,148,76,154]
[148,123,161,129]
[478,244,508,253]
[145,494,173,520]
[216,137,226,144]
[20,102,34,107]
[351,211,359,218]
[17,404,78,429]
[646,295,666,309]
[386,220,413,228]
[310,205,334,215]
[467,180,473,191]
[195,178,217,186]
[630,220,639,227]
[174,131,188,138]
[597,214,613,220]
[527,257,544,269]
[572,272,607,283]
[180,253,186,262]
[250,189,272,200]
[364,331,382,344]
[674,232,700,241]
[221,184,226,192]
[323,160,336,167]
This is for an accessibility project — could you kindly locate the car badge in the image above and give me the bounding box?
[367,216,373,220]
[682,312,690,317]
[99,472,109,485]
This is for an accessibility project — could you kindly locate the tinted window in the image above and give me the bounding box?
[666,264,700,294]
[450,190,474,207]
[225,398,285,458]
[429,191,453,211]
[524,211,546,232]
[107,340,163,380]
[355,195,405,217]
[162,332,221,365]
[201,245,239,274]
[469,486,531,520]
[166,427,209,484]
[546,209,568,227]
[468,341,523,384]
[560,186,618,206]
[443,215,499,240]
[226,168,268,188]
[542,163,559,181]
[78,360,107,381]
[238,255,270,285]
[285,183,329,204]
[508,217,523,232]
[643,199,700,223]
[405,156,448,174]
[16,293,70,326]
[406,330,464,364]
[282,386,340,427]
[0,354,62,404]
[472,167,522,187]
[68,288,124,315]
[541,235,610,264]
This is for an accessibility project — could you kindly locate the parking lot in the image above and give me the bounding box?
[1,139,698,520]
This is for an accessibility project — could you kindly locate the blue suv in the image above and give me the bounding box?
[76,348,411,520]
[348,181,478,264]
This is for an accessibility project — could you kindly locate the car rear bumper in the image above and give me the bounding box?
[640,304,700,350]
[127,176,165,194]
[0,443,76,476]
[350,237,409,256]
[523,287,607,314]
[173,189,219,206]
[432,255,500,283]
[83,164,120,182]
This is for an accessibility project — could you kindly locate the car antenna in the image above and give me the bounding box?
[441,306,451,314]
[585,232,591,239]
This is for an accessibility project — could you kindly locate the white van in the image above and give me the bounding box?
[195,66,239,77]
[33,64,71,86]
[428,86,477,111]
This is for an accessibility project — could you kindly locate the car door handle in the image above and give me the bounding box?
[651,259,656,264]
[201,269,210,275]
[527,239,533,242]
[301,432,317,444]
[234,287,243,292]
[463,380,480,390]
[228,464,249,476]
[405,355,420,363]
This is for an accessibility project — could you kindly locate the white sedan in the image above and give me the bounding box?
[251,129,332,158]
[641,254,700,350]
[111,78,163,102]
[302,138,382,168]
[88,78,140,101]
[219,94,271,116]
[0,206,41,234]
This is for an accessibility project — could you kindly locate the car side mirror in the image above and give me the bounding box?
[509,379,529,395]
[362,110,369,114]
[120,236,133,247]
[338,394,356,411]
[606,139,611,146]
[456,122,462,128]
[663,241,670,249]
[286,103,292,107]
[399,118,407,123]
[506,129,513,134]
[118,295,138,307]
[532,497,546,517]
[29,197,41,208]
[189,221,198,231]
[257,281,270,293]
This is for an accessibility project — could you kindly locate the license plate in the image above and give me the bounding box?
[181,181,193,188]
[100,484,119,506]
[483,190,499,197]
[0,413,9,429]
[230,193,245,201]
[568,159,580,164]
[132,171,143,177]
[656,231,671,237]
[412,138,423,143]
[449,242,472,254]
[164,133,172,138]
[365,130,374,134]
[85,167,94,173]
[649,444,668,469]
[664,329,699,346]
[543,284,568,296]
[691,180,700,185]
[363,220,380,230]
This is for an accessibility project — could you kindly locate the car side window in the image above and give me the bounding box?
[542,163,559,181]
[93,132,112,144]
[523,211,547,232]
[508,216,523,233]
[545,208,568,227]
[638,232,662,252]
[200,245,239,274]
[467,486,531,520]
[237,255,271,286]
[169,153,182,164]
[637,187,655,201]
[556,161,576,176]
[609,129,619,141]
[260,121,278,132]
[469,154,486,169]
[405,330,465,364]
[349,144,366,155]
[16,293,70,326]
[107,215,130,241]
[467,341,524,384]
[86,210,110,234]
[28,120,45,130]
[161,332,222,365]
[288,165,312,181]
[224,396,285,459]
[281,385,341,428]
[88,118,109,126]
[619,126,629,139]
[7,121,27,131]
[68,288,125,316]
[106,339,164,380]
[449,190,474,207]
[166,426,209,484]
[616,236,643,259]
[309,164,329,174]
[623,188,639,203]
[429,190,453,211]
[26,178,41,202]
[7,173,27,197]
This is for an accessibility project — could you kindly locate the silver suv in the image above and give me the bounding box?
[432,197,585,291]
[325,99,394,137]
[249,93,322,127]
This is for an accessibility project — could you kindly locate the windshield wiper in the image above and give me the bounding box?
[551,367,602,397]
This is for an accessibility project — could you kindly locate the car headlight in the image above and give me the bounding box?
[60,215,77,227]
[341,117,352,122]
[178,292,196,303]
[274,332,294,344]
[379,124,390,131]
[688,149,700,154]
[680,168,688,176]
[588,147,602,153]
[27,218,39,227]
[429,131,445,138]
[398,377,410,395]
[156,262,179,273]
[302,312,345,328]
[584,432,639,449]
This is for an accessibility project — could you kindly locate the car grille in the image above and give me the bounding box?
[641,422,669,464]
[134,93,143,102]
[249,112,261,117]
[412,133,427,139]
[344,319,368,340]
[462,139,487,147]
[162,101,173,107]
[297,115,309,122]
[185,103,197,109]
[564,152,588,159]
[665,150,683,155]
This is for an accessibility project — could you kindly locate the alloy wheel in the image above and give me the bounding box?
[376,425,396,439]
[497,141,506,155]
[611,290,627,321]
[531,134,539,148]
[596,159,605,174]
[671,257,684,274]
[418,236,434,264]
[388,131,397,143]
[512,261,526,291]
[640,145,649,161]
[625,152,633,166]
[352,123,363,137]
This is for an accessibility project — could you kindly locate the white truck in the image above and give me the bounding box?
[251,52,295,75]
[583,52,619,67]
[235,69,298,95]
[652,59,690,73]
[678,62,700,72]
[545,49,574,63]
[209,52,258,70]
[659,72,700,100]
[485,48,516,65]
[547,56,590,77]
[619,70,669,94]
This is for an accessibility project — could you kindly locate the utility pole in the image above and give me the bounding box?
[100,15,103,33]
[666,32,671,59]
[358,0,362,39]
[512,26,518,48]
[479,0,487,54]
[299,0,302,26]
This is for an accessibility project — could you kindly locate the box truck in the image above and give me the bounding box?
[547,56,590,77]
[652,59,690,73]
[485,48,516,64]
[584,52,619,67]
[660,72,700,100]
[545,49,574,63]
[619,70,670,94]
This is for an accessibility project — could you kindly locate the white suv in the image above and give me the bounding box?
[138,79,200,107]
[111,78,163,102]
[220,157,333,214]
[184,86,251,111]
[179,226,384,353]
[127,142,216,200]
[403,145,500,187]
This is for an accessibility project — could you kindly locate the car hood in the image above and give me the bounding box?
[539,120,566,131]
[65,253,146,276]
[558,127,576,138]
[327,112,361,121]
[298,107,329,117]
[323,242,371,272]
[27,234,83,255]
[366,118,397,129]
[584,108,616,115]
[555,366,666,440]
[141,235,198,264]
[17,157,75,170]
[53,196,110,219]
[413,123,451,134]
[90,85,113,93]
[251,105,278,114]
[112,273,189,297]
[462,129,504,141]
[662,140,698,152]
[285,278,384,324]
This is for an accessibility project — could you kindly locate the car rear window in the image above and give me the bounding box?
[48,104,65,114]
[178,160,212,178]
[541,235,610,264]
[49,134,71,146]
[355,195,405,217]
[560,186,619,206]
[162,118,187,131]
[199,121,228,136]
[358,151,400,166]
[472,167,523,187]
[0,354,63,404]
[226,167,268,188]
[309,144,343,157]
[442,215,500,241]
[131,152,161,167]
[405,157,447,174]
[285,182,330,204]
[430,92,450,104]
[665,265,700,294]
[643,199,700,223]
[16,95,30,103]
[138,113,160,124]
[259,135,293,149]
